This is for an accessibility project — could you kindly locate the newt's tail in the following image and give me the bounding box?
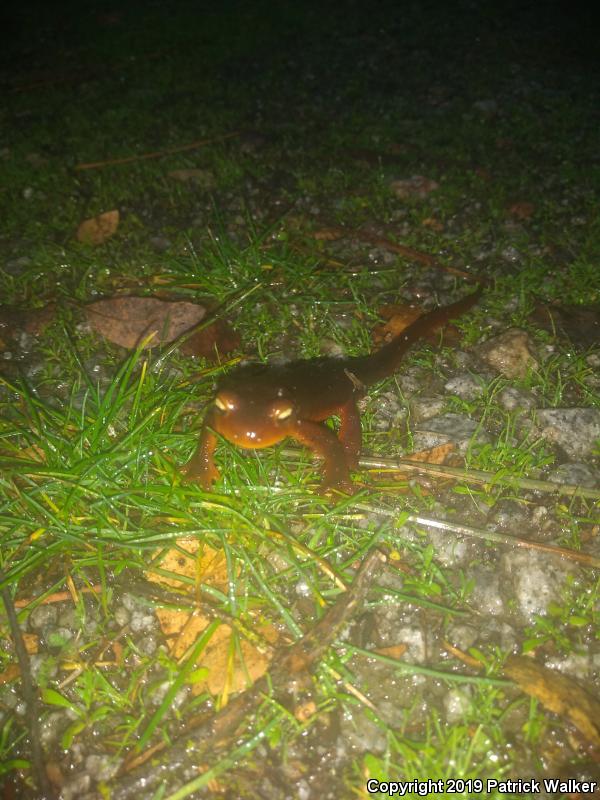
[349,286,483,386]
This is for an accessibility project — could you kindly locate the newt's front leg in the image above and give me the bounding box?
[293,419,354,492]
[184,408,220,489]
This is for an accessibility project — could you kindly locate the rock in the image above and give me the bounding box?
[497,386,536,411]
[535,408,600,459]
[444,372,486,400]
[413,413,483,453]
[476,328,537,379]
[547,462,598,488]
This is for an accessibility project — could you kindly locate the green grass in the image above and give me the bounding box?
[1,0,600,797]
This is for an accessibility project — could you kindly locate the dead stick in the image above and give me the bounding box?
[0,568,55,798]
[75,132,240,171]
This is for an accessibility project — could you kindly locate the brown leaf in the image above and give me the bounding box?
[529,302,600,349]
[167,169,215,189]
[0,304,56,339]
[374,644,408,660]
[0,444,47,464]
[0,664,21,685]
[76,209,120,244]
[86,296,205,348]
[406,443,455,465]
[180,318,240,359]
[371,304,423,345]
[472,166,493,181]
[312,227,345,241]
[294,700,317,722]
[505,655,600,749]
[24,304,57,335]
[421,216,444,231]
[85,296,238,358]
[507,201,535,220]
[390,175,439,200]
[443,641,483,668]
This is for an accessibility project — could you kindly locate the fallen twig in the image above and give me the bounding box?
[280,448,600,501]
[311,225,487,283]
[0,568,55,799]
[74,131,240,170]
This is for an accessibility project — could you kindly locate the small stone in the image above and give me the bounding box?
[535,408,600,459]
[500,550,568,621]
[29,605,58,631]
[497,386,535,411]
[445,687,473,722]
[547,462,598,489]
[59,773,91,800]
[413,412,482,453]
[410,394,445,422]
[444,372,485,400]
[469,568,505,617]
[476,329,537,379]
[85,754,120,782]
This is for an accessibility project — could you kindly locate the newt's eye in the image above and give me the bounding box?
[214,392,237,412]
[271,402,294,421]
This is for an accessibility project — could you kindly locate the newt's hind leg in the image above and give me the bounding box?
[339,397,362,469]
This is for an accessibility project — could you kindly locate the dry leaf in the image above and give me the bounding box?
[180,319,240,359]
[383,443,457,489]
[312,228,344,241]
[155,607,211,657]
[294,700,317,722]
[374,644,408,660]
[472,166,493,181]
[22,632,39,655]
[505,655,600,749]
[0,303,56,340]
[195,621,277,696]
[0,444,47,464]
[85,296,239,358]
[86,296,206,348]
[76,209,120,244]
[443,641,483,668]
[146,539,229,592]
[148,541,278,697]
[507,201,535,220]
[154,610,278,696]
[0,664,21,684]
[167,169,215,189]
[371,304,423,345]
[407,443,455,465]
[421,216,444,231]
[529,302,600,349]
[390,175,439,200]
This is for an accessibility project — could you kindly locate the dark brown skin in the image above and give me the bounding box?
[185,287,482,491]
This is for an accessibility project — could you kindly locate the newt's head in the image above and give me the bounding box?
[210,386,298,448]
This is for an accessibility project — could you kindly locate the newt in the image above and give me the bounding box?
[185,286,482,492]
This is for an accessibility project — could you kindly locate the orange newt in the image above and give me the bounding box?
[185,287,482,491]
